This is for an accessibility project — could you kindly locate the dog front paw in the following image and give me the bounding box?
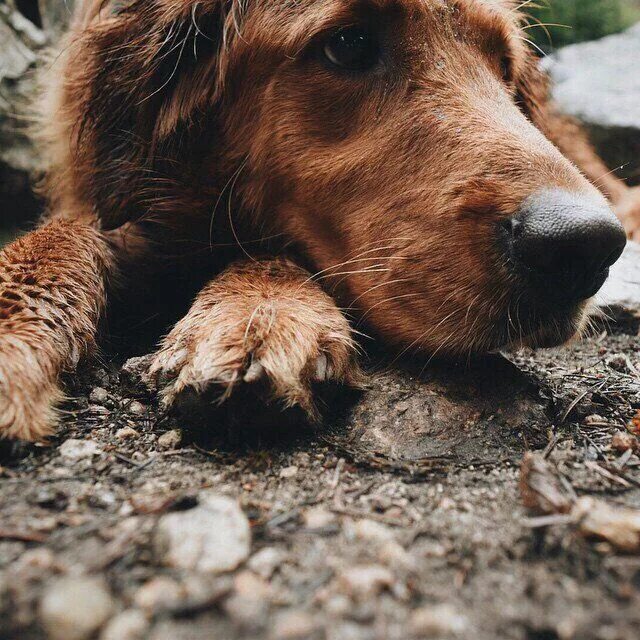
[0,377,61,442]
[148,292,360,421]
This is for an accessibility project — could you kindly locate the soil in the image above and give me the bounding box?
[1,323,640,640]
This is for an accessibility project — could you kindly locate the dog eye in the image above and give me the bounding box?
[323,27,381,72]
[500,56,512,83]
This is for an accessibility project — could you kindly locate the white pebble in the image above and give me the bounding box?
[279,466,299,479]
[248,547,287,579]
[270,610,317,639]
[100,610,149,640]
[409,604,468,637]
[337,565,394,601]
[157,430,183,450]
[89,388,109,404]
[116,427,139,440]
[40,577,114,640]
[59,439,102,461]
[155,493,251,573]
[133,577,182,614]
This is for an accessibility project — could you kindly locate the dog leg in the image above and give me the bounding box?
[0,219,112,441]
[546,113,640,240]
[149,258,361,420]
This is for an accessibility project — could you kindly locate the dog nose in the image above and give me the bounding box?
[504,189,626,303]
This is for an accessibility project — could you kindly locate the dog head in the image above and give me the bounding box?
[60,0,626,355]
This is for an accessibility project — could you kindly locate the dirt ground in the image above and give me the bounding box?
[1,315,640,639]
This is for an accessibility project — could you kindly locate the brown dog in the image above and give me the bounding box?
[1,0,638,442]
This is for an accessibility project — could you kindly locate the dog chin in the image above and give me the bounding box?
[499,303,591,351]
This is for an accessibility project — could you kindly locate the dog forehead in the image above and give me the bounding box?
[245,0,514,40]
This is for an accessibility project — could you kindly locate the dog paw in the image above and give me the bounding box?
[614,186,640,242]
[0,379,61,442]
[148,292,360,420]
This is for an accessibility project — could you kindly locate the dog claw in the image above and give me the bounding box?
[313,353,329,381]
[244,360,266,383]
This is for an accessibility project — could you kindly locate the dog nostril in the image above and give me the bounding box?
[500,218,522,238]
[507,189,627,304]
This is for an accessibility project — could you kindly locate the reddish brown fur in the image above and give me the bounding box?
[1,0,640,441]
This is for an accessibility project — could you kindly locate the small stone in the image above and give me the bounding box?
[248,547,287,579]
[612,431,639,453]
[29,487,68,510]
[59,439,103,461]
[40,577,114,640]
[409,604,468,638]
[155,493,251,573]
[350,519,395,543]
[224,594,269,632]
[303,507,336,530]
[134,577,182,614]
[279,465,299,479]
[606,354,631,373]
[128,400,147,416]
[14,548,57,572]
[337,565,394,601]
[116,427,139,440]
[100,610,149,640]
[157,430,183,450]
[270,610,317,639]
[377,541,412,570]
[323,594,351,617]
[89,387,109,405]
[584,415,607,426]
[233,571,272,599]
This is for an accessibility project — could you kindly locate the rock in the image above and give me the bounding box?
[598,242,640,322]
[59,439,103,461]
[409,604,468,638]
[100,610,149,640]
[349,519,395,544]
[279,465,299,479]
[247,547,287,579]
[116,427,140,441]
[377,541,412,571]
[303,507,337,530]
[336,565,395,601]
[127,400,147,416]
[133,577,182,614]
[270,610,318,640]
[544,25,640,181]
[224,590,270,632]
[157,429,183,450]
[121,355,156,392]
[0,2,71,226]
[611,431,639,453]
[40,577,114,640]
[89,387,110,405]
[154,493,251,573]
[333,355,549,464]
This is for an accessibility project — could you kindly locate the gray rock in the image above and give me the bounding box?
[598,241,640,318]
[39,576,114,640]
[59,438,103,460]
[0,2,73,225]
[157,429,183,450]
[154,493,251,573]
[334,355,549,464]
[544,25,640,182]
[100,610,149,640]
[409,604,468,638]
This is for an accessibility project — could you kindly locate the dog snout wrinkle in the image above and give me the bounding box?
[505,189,626,304]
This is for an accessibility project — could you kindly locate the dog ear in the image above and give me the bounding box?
[67,1,236,230]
